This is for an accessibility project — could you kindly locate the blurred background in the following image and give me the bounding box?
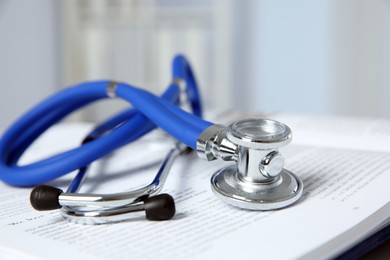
[1,0,389,128]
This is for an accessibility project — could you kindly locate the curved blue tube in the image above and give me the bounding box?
[115,84,212,147]
[0,83,171,186]
[0,55,213,186]
[173,55,202,117]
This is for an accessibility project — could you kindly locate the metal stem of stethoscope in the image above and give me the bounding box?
[30,138,187,224]
[63,142,187,224]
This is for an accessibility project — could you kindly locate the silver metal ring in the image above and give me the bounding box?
[172,78,186,91]
[227,118,292,150]
[211,165,303,210]
[106,81,118,98]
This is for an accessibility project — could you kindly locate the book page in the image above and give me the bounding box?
[273,113,390,152]
[0,114,389,259]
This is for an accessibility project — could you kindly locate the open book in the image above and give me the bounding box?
[0,113,389,259]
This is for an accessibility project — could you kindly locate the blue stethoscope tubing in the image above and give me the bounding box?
[0,55,213,187]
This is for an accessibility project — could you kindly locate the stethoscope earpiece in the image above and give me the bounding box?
[30,185,63,211]
[144,194,176,221]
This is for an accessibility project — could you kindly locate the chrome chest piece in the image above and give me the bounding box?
[197,118,303,210]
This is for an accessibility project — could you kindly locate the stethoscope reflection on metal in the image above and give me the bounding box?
[0,55,303,224]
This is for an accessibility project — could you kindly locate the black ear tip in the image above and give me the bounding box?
[30,185,63,211]
[144,194,176,221]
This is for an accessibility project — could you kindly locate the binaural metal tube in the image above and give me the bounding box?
[60,142,187,210]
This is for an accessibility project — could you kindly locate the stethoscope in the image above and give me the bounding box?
[0,55,303,224]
